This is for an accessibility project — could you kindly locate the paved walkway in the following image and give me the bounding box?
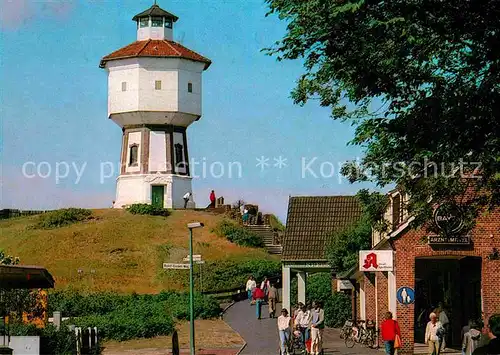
[224,299,379,355]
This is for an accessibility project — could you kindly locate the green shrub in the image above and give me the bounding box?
[290,273,351,328]
[9,323,77,355]
[199,259,281,291]
[269,214,285,232]
[126,203,170,217]
[35,208,92,229]
[48,290,220,341]
[212,220,264,248]
[74,302,174,341]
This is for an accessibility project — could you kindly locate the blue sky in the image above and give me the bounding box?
[0,0,376,221]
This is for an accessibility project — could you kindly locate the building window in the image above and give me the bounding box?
[155,80,162,90]
[121,82,127,92]
[165,18,173,29]
[174,143,184,166]
[188,82,193,93]
[151,17,163,27]
[139,17,149,28]
[129,144,139,166]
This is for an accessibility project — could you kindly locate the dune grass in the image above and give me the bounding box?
[0,209,278,293]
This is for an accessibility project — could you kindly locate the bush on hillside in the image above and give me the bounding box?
[290,273,351,327]
[35,208,92,229]
[73,302,174,341]
[48,290,220,320]
[126,203,170,217]
[212,220,264,248]
[201,259,281,291]
[269,214,285,232]
[8,323,77,355]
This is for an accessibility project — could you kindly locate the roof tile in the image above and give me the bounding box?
[100,39,211,69]
[283,196,363,261]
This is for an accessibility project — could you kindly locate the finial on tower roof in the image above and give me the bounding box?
[154,0,157,5]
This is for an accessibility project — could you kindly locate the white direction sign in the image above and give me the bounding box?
[182,258,205,264]
[187,255,202,261]
[163,263,191,270]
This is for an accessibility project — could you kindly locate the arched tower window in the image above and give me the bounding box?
[174,143,184,166]
[129,144,139,166]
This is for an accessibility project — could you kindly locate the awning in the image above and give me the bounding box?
[0,265,55,290]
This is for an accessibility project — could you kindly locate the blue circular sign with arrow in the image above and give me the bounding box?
[396,287,415,306]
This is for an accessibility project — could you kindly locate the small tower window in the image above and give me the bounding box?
[139,17,149,28]
[188,82,193,93]
[151,17,163,27]
[121,82,127,92]
[129,144,139,166]
[165,18,173,29]
[155,80,162,90]
[174,143,184,166]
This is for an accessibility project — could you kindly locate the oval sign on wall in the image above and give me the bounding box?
[434,203,464,235]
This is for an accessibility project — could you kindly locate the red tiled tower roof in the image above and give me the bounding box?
[99,39,211,69]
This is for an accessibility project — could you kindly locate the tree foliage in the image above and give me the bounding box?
[326,190,387,273]
[265,0,500,225]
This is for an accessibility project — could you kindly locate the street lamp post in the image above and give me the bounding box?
[187,222,204,355]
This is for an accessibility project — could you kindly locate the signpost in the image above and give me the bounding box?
[163,263,191,270]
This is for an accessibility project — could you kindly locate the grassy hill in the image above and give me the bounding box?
[0,209,279,293]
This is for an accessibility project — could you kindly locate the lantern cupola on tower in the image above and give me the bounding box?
[133,2,179,41]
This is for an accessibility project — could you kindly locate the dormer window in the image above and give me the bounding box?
[139,18,149,28]
[151,17,163,27]
[165,18,173,28]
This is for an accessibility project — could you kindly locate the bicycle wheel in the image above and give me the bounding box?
[345,335,355,348]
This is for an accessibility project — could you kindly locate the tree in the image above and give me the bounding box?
[0,249,38,323]
[265,0,500,226]
[326,190,387,273]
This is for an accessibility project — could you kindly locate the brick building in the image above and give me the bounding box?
[340,189,500,354]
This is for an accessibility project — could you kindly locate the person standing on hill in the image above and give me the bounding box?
[209,190,216,208]
[380,311,401,355]
[183,192,192,209]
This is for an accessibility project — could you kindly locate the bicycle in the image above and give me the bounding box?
[339,320,353,339]
[345,319,378,349]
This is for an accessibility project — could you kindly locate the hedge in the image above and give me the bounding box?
[7,323,77,355]
[211,220,264,248]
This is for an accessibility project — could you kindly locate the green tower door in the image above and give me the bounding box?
[151,186,164,208]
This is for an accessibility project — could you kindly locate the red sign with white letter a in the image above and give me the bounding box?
[363,252,378,269]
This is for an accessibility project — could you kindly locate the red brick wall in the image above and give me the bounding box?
[364,273,376,322]
[393,209,500,354]
[377,272,389,327]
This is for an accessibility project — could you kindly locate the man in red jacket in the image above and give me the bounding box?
[380,311,401,355]
[253,286,265,320]
[209,190,216,208]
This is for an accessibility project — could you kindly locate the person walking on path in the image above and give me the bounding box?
[209,190,216,208]
[380,311,401,355]
[425,312,443,355]
[253,286,265,320]
[311,301,325,355]
[183,192,192,209]
[436,302,450,352]
[267,283,279,318]
[245,275,256,301]
[261,277,270,301]
[473,314,500,354]
[278,308,292,355]
[296,304,312,346]
[462,320,482,355]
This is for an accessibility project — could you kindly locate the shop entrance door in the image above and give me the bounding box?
[414,256,481,348]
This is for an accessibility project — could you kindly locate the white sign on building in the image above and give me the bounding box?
[359,250,394,272]
[163,263,191,270]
